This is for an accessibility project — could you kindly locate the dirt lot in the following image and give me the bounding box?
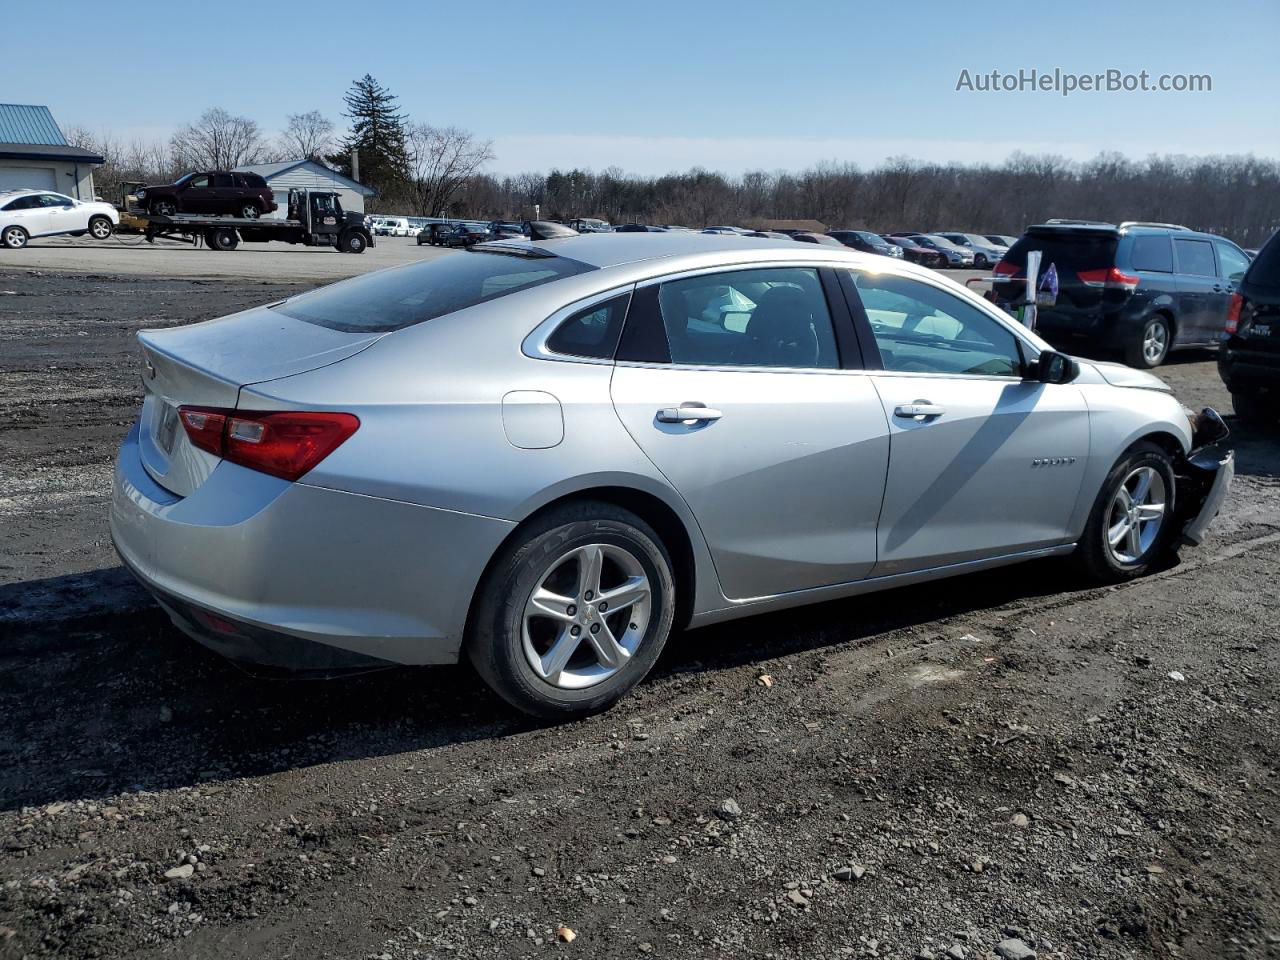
[1,265,1278,960]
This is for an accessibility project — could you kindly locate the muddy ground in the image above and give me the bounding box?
[0,266,1278,960]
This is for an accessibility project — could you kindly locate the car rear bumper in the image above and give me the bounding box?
[1218,343,1280,393]
[110,420,515,670]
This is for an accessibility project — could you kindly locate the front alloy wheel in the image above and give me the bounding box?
[1105,466,1167,565]
[88,216,113,240]
[1073,441,1177,582]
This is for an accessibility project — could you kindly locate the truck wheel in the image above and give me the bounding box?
[206,228,239,251]
[150,200,176,217]
[341,232,367,254]
[88,216,113,240]
[239,203,261,220]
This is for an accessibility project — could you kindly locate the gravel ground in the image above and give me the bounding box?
[1,267,1278,960]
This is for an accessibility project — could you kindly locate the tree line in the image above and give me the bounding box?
[67,75,1280,246]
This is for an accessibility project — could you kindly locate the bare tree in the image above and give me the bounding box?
[277,110,335,161]
[406,123,494,216]
[170,108,266,170]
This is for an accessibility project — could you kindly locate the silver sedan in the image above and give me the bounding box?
[111,233,1233,717]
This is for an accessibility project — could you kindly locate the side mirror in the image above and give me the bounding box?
[1035,349,1079,385]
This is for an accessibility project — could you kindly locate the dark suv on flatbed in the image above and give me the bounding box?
[995,220,1252,368]
[137,172,278,219]
[1219,229,1280,424]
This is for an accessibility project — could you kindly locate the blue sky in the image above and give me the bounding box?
[7,0,1278,175]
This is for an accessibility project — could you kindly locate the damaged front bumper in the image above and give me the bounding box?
[1177,407,1234,547]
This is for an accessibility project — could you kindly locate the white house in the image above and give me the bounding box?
[0,104,103,199]
[233,159,376,218]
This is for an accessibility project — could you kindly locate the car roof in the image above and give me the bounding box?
[480,232,952,279]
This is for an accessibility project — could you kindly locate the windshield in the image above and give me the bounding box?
[173,173,195,186]
[272,250,596,333]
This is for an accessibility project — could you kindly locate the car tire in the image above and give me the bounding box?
[88,215,113,241]
[974,254,989,268]
[1072,441,1178,583]
[150,200,176,217]
[466,501,677,719]
[1232,390,1277,426]
[2,226,28,249]
[1125,314,1172,368]
[239,202,261,220]
[341,231,367,254]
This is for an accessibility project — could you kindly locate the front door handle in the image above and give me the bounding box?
[894,402,945,420]
[657,404,723,424]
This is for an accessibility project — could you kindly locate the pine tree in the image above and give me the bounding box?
[328,75,411,199]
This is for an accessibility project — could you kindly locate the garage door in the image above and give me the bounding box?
[0,166,58,191]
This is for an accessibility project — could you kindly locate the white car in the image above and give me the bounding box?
[0,190,119,249]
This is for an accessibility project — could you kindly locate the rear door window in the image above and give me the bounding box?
[1130,236,1173,272]
[273,249,595,332]
[654,267,840,369]
[1174,238,1217,277]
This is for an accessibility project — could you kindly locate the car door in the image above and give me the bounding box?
[610,265,890,600]
[1173,237,1221,344]
[2,194,51,236]
[1213,240,1252,334]
[180,174,212,214]
[842,269,1089,577]
[38,193,81,234]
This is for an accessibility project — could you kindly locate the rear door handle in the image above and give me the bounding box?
[894,402,945,420]
[657,405,723,424]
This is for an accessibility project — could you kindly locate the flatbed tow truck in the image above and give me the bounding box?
[117,184,374,253]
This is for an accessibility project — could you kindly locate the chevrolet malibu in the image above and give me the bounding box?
[111,234,1233,717]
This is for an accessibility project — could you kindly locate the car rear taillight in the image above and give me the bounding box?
[1077,267,1139,291]
[992,260,1018,277]
[179,406,359,481]
[1224,292,1244,334]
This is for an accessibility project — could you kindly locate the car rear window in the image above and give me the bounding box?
[1245,232,1280,288]
[1003,229,1119,277]
[272,249,596,333]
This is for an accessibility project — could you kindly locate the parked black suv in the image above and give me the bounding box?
[995,221,1252,368]
[1218,229,1280,424]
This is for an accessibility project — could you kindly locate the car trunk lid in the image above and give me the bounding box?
[136,305,384,497]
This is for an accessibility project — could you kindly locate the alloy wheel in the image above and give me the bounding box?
[1143,320,1169,365]
[1105,466,1167,564]
[521,543,652,689]
[3,227,26,248]
[240,205,260,219]
[90,219,111,239]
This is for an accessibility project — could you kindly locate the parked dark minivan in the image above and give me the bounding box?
[138,171,278,219]
[1218,229,1280,424]
[995,220,1251,368]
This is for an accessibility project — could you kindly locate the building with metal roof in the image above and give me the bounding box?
[0,104,104,198]
[233,159,376,218]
